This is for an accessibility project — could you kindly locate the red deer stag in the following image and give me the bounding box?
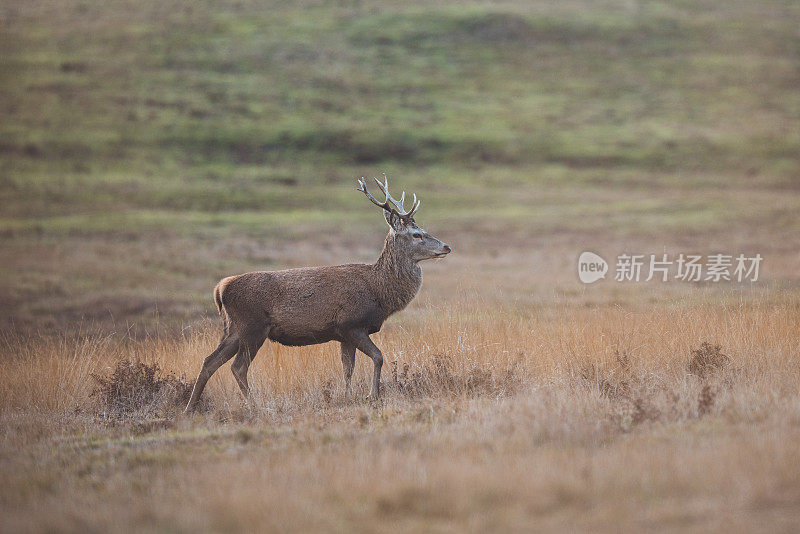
[185,176,451,412]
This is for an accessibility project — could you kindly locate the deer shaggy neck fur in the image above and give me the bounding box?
[373,230,423,315]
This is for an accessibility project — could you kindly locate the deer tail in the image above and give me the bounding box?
[213,281,224,315]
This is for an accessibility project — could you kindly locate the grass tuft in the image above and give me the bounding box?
[687,342,730,380]
[388,353,520,398]
[90,359,195,419]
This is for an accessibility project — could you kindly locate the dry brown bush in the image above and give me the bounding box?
[90,359,196,418]
[387,353,521,398]
[579,354,662,430]
[687,342,730,379]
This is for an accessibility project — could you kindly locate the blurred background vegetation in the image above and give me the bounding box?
[1,0,798,335]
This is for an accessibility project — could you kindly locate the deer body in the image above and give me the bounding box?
[217,238,422,346]
[185,177,449,412]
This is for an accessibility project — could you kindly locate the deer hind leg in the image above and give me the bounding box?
[231,324,269,398]
[348,331,383,401]
[340,341,356,394]
[185,333,240,413]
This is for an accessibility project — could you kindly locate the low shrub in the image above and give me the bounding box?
[90,359,196,419]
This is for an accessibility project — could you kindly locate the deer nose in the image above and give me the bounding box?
[443,244,452,253]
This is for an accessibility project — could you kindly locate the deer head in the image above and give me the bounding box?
[358,174,451,262]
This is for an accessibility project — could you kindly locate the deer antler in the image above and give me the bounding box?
[357,174,420,221]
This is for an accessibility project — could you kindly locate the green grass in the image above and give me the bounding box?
[0,0,798,332]
[3,1,798,180]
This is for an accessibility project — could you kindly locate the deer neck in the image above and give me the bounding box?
[373,232,422,316]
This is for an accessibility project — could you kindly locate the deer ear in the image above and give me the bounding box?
[384,210,404,231]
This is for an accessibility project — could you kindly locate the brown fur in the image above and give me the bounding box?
[219,234,421,346]
[185,182,450,412]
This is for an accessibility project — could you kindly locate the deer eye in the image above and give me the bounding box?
[411,232,423,239]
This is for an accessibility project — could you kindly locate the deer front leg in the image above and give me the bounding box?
[347,331,383,401]
[340,341,356,394]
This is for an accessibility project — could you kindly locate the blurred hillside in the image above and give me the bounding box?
[0,0,798,334]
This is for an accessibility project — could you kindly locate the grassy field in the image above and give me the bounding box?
[1,0,800,532]
[3,300,800,531]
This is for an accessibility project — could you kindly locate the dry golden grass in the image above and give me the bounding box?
[3,1,799,530]
[2,293,799,532]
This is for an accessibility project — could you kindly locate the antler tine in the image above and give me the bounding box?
[358,177,394,212]
[407,194,420,218]
[359,174,420,220]
[374,174,399,210]
[373,174,415,216]
[373,175,388,198]
[368,175,397,213]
